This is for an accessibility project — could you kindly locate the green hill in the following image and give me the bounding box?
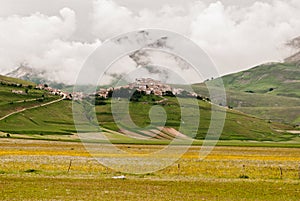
[215,62,300,98]
[0,94,296,142]
[192,62,300,125]
[0,101,75,136]
[0,74,298,143]
[0,76,60,120]
[0,74,36,86]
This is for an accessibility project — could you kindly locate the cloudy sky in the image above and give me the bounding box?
[0,0,299,84]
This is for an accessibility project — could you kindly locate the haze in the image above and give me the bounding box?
[0,0,299,84]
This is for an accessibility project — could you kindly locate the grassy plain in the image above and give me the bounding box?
[0,139,299,200]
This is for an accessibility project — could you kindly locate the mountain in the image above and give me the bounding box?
[192,62,300,125]
[285,52,300,63]
[6,65,47,83]
[212,62,300,98]
[285,36,300,63]
[6,65,68,89]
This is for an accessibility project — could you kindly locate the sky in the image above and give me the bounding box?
[0,0,299,84]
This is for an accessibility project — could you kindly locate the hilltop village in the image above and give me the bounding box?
[96,78,198,99]
[10,78,204,101]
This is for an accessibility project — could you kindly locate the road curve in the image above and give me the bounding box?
[0,96,65,121]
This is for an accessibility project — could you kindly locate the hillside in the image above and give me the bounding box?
[192,62,300,125]
[0,76,61,121]
[0,93,296,142]
[211,62,300,98]
[285,52,300,63]
[0,74,35,86]
[285,36,300,63]
[0,74,298,142]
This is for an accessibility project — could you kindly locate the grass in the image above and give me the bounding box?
[96,97,295,141]
[211,62,300,98]
[0,84,60,118]
[0,74,36,86]
[190,83,300,124]
[238,106,300,124]
[0,94,297,142]
[0,139,300,200]
[0,79,298,143]
[0,101,76,135]
[1,176,299,201]
[189,62,300,124]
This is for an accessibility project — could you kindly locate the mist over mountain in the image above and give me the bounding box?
[285,36,300,63]
[1,0,300,85]
[6,64,68,89]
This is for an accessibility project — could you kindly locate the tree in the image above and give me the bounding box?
[163,91,175,97]
[130,90,145,102]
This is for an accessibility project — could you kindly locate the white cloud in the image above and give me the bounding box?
[1,0,300,84]
[30,39,101,84]
[191,0,300,73]
[92,0,194,39]
[92,0,300,76]
[0,7,101,84]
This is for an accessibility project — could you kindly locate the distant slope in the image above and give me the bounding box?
[6,65,69,89]
[192,62,300,124]
[212,62,300,98]
[285,52,300,63]
[285,36,300,63]
[0,74,35,86]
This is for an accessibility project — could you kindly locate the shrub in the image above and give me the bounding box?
[24,169,38,173]
[239,175,249,179]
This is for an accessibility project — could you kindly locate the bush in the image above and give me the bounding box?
[239,175,249,179]
[24,169,38,173]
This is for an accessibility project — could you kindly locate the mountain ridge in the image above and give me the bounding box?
[207,62,300,98]
[6,65,68,89]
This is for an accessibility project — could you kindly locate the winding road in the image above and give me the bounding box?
[0,96,65,121]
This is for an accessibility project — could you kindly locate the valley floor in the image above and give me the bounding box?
[0,138,299,200]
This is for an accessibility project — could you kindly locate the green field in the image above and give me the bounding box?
[0,96,297,142]
[1,176,299,201]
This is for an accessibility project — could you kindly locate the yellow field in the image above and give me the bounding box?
[0,138,300,200]
[0,138,300,180]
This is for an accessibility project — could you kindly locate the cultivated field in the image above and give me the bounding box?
[0,138,299,200]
